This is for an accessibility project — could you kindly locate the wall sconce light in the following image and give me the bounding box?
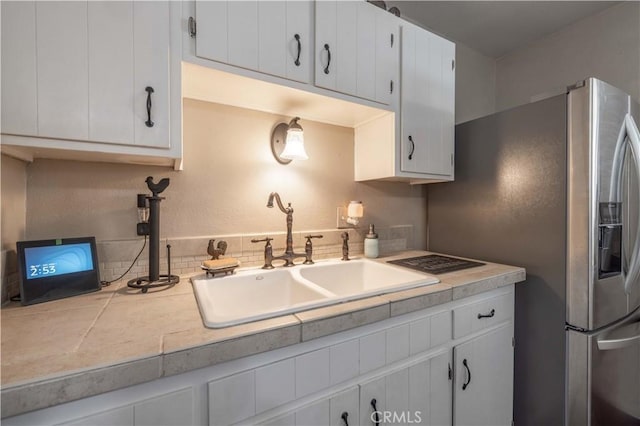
[337,201,364,228]
[271,117,308,164]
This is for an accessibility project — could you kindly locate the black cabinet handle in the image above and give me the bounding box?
[294,34,301,66]
[371,399,380,425]
[188,16,196,38]
[408,135,415,160]
[324,44,331,74]
[390,80,394,94]
[341,411,349,426]
[145,86,154,128]
[462,359,471,390]
[477,308,496,319]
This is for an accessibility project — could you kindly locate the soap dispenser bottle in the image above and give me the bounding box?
[364,224,379,258]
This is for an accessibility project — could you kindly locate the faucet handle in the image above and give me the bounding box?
[303,235,323,265]
[341,232,350,261]
[252,238,275,269]
[251,237,273,245]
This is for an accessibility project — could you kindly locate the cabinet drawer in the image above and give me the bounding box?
[453,292,513,338]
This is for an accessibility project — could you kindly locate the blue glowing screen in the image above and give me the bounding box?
[24,243,94,280]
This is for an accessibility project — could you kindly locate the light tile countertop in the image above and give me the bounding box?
[0,251,525,418]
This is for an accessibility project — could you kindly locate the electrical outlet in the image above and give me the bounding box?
[336,206,351,229]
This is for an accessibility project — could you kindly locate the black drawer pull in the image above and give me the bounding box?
[408,135,415,160]
[324,44,331,74]
[145,86,154,128]
[341,411,349,426]
[371,399,380,425]
[462,358,471,390]
[294,34,301,66]
[477,308,496,319]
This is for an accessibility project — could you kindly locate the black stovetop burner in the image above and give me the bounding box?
[388,254,484,275]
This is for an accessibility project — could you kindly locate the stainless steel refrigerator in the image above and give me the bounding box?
[428,78,640,425]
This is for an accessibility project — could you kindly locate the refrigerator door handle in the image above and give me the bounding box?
[609,114,640,293]
[597,320,640,350]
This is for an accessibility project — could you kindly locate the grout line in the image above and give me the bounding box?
[71,286,118,353]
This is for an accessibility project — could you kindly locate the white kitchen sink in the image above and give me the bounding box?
[191,269,334,328]
[296,258,438,298]
[191,258,439,328]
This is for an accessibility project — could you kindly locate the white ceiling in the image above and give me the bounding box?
[384,1,621,58]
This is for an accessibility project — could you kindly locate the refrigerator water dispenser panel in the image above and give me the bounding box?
[599,202,622,278]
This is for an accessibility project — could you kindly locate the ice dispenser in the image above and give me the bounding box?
[598,202,622,278]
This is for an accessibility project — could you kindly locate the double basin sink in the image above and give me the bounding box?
[191,258,439,328]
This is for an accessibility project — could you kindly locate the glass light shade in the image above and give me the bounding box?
[281,128,308,160]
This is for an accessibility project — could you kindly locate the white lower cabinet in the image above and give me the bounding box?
[453,324,514,426]
[6,286,514,426]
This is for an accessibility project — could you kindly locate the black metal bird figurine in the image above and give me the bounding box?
[145,176,170,196]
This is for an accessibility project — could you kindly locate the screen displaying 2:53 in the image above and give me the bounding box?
[24,243,94,280]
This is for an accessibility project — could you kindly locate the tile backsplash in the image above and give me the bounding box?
[98,225,414,283]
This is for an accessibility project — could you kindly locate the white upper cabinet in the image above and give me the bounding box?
[1,1,178,166]
[354,20,455,184]
[400,22,455,178]
[1,1,38,136]
[87,1,170,148]
[195,1,312,84]
[315,1,398,105]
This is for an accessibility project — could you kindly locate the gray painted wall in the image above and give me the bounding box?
[495,1,640,111]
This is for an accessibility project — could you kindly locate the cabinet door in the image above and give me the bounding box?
[196,1,311,84]
[453,325,514,426]
[88,2,134,145]
[133,1,170,148]
[315,1,357,96]
[36,1,89,140]
[1,1,37,136]
[330,387,359,426]
[316,1,395,105]
[375,9,399,106]
[259,1,312,84]
[400,23,455,178]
